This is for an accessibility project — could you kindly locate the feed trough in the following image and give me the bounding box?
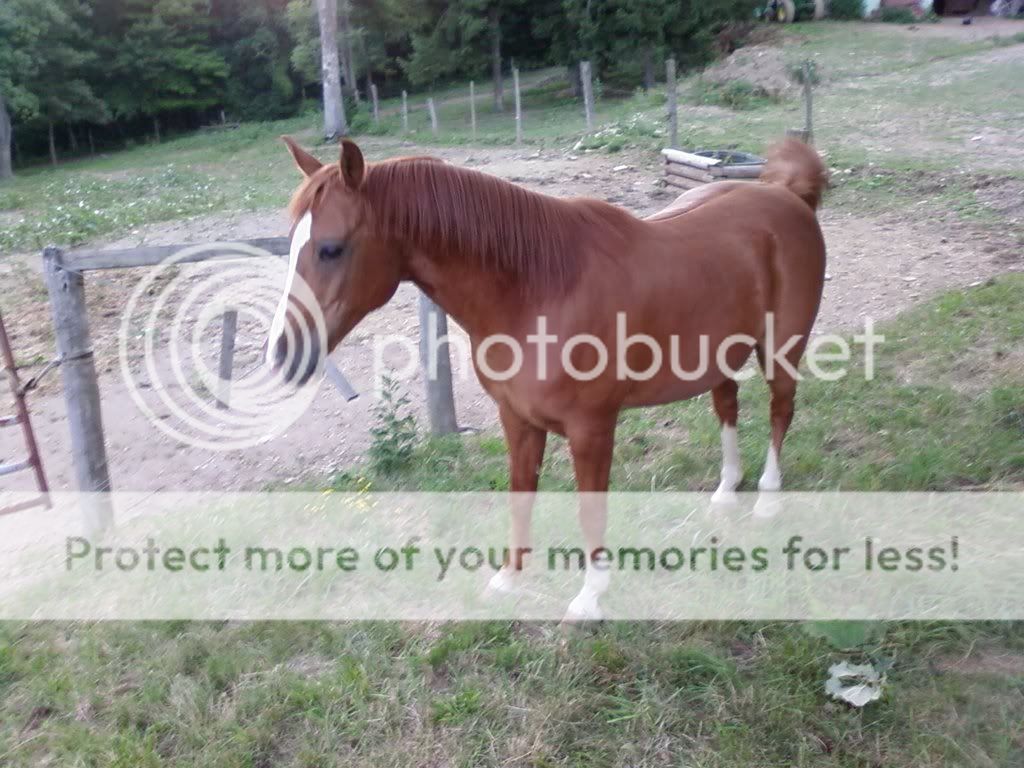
[661,148,765,191]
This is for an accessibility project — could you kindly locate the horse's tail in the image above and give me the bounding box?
[759,138,827,211]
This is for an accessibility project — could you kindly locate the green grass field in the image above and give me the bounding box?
[2,21,1024,768]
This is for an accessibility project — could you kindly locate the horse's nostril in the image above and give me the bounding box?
[272,335,288,370]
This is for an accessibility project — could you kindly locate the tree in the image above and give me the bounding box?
[107,0,228,141]
[212,0,298,121]
[0,0,107,168]
[488,4,503,111]
[339,0,358,101]
[316,0,347,138]
[0,94,12,179]
[286,0,320,99]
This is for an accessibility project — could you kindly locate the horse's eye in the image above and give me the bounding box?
[317,240,347,262]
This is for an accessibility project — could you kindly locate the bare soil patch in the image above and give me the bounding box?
[701,44,798,98]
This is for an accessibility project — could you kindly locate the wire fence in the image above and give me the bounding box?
[354,59,685,148]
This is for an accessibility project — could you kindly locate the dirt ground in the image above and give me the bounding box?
[884,15,1024,40]
[1,137,1021,493]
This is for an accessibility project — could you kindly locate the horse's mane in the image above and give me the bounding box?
[289,156,635,296]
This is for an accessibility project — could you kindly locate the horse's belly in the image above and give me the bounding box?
[619,335,757,407]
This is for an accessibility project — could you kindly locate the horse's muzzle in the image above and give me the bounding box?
[270,331,322,387]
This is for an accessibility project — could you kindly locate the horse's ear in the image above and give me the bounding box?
[339,139,365,190]
[281,136,322,177]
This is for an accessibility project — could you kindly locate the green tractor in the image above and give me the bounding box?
[760,0,819,22]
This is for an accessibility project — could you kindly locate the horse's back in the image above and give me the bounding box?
[647,180,825,303]
[633,180,826,360]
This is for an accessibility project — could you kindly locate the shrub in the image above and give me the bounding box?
[828,0,865,19]
[789,60,821,86]
[878,6,917,22]
[368,376,418,475]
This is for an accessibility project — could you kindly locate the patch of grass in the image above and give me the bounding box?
[575,112,666,153]
[692,79,781,111]
[431,686,484,724]
[2,619,1020,766]
[0,166,227,251]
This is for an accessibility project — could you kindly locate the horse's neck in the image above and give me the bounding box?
[406,246,519,338]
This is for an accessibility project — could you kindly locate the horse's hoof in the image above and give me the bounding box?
[710,487,740,506]
[753,492,783,519]
[482,568,520,600]
[563,594,603,623]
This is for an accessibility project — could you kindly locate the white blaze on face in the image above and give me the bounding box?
[267,211,313,365]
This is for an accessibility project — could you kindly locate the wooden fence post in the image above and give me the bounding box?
[427,97,439,137]
[666,57,678,149]
[417,291,458,435]
[580,60,595,131]
[42,246,113,531]
[402,90,409,134]
[802,60,814,143]
[513,68,522,145]
[469,81,477,139]
[370,83,380,124]
[216,309,238,409]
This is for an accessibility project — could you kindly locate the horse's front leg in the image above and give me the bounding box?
[563,418,616,622]
[486,405,547,596]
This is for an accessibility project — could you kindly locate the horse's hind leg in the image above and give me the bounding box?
[711,378,743,503]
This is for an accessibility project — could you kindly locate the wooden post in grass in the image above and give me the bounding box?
[417,291,458,435]
[42,246,113,533]
[666,57,679,149]
[802,60,814,143]
[370,83,380,124]
[427,97,438,137]
[580,60,595,131]
[513,68,522,145]
[402,90,409,134]
[469,81,477,139]
[216,309,238,409]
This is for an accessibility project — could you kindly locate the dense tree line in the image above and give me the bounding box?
[0,0,758,176]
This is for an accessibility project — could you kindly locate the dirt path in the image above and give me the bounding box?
[1,139,1019,493]
[879,16,1024,41]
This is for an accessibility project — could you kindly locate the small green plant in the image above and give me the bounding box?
[431,687,482,725]
[877,6,917,22]
[827,0,865,19]
[790,60,821,86]
[368,376,418,475]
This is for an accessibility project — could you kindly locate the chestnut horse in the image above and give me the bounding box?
[271,136,827,620]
